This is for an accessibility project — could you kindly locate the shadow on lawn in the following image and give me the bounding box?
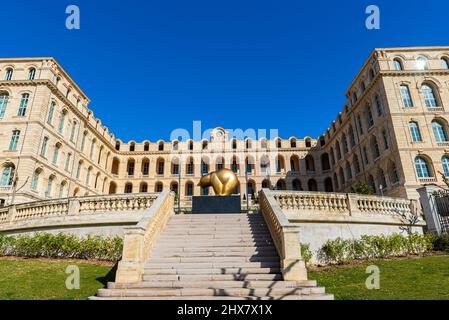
[96,262,118,287]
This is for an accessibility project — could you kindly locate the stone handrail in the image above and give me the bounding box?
[115,190,175,283]
[259,189,308,281]
[0,193,159,225]
[271,190,419,218]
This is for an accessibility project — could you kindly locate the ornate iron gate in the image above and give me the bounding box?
[432,190,449,234]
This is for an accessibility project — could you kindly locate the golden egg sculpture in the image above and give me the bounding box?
[198,169,239,196]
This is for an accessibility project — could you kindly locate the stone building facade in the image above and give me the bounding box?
[1,46,449,207]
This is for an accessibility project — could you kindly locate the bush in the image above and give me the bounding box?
[429,233,449,252]
[318,233,435,265]
[0,233,123,262]
[300,243,312,266]
[354,181,374,195]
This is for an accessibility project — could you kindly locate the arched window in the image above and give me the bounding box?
[342,134,348,154]
[115,141,121,151]
[308,179,318,191]
[202,140,208,150]
[276,138,282,148]
[141,158,150,176]
[4,68,13,81]
[187,157,195,175]
[188,140,193,151]
[261,139,267,149]
[232,139,237,149]
[246,139,252,149]
[432,120,448,142]
[400,85,413,108]
[415,157,431,178]
[201,159,209,175]
[156,158,165,175]
[172,141,178,151]
[416,56,429,70]
[124,183,133,194]
[305,138,312,148]
[409,121,422,142]
[422,84,438,108]
[442,156,449,177]
[158,141,164,151]
[305,155,315,172]
[0,93,9,119]
[144,142,150,151]
[290,138,297,148]
[140,182,148,193]
[155,182,163,192]
[441,58,449,69]
[28,68,36,80]
[393,58,403,71]
[130,142,135,152]
[0,164,15,187]
[127,159,135,176]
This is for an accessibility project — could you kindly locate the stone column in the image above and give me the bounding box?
[417,186,441,234]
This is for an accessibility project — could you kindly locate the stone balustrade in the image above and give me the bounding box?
[259,189,308,282]
[115,190,175,283]
[0,193,159,225]
[271,190,418,219]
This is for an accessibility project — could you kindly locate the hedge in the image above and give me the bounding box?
[0,233,123,262]
[316,233,445,265]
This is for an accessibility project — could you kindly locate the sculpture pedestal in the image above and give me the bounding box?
[192,196,241,214]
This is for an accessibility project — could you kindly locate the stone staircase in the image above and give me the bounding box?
[93,213,333,300]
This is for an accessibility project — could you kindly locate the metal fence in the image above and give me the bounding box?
[431,190,449,234]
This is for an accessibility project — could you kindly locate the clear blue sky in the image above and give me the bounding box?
[1,0,448,142]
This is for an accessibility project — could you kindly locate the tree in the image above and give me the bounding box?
[354,181,374,195]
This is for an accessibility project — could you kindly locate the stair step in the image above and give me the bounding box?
[150,252,278,258]
[141,274,285,281]
[90,294,334,300]
[108,280,299,289]
[151,247,277,254]
[145,262,280,269]
[143,267,281,275]
[148,256,279,263]
[96,287,326,298]
[155,240,273,247]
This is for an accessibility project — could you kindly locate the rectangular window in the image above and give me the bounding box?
[9,130,20,151]
[363,147,369,165]
[52,146,59,165]
[40,137,48,157]
[65,153,72,171]
[31,172,39,190]
[400,85,413,108]
[58,112,66,134]
[367,107,374,128]
[0,94,9,119]
[47,102,55,124]
[17,94,29,117]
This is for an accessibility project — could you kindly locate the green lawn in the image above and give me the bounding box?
[0,258,114,300]
[309,255,449,300]
[0,255,448,300]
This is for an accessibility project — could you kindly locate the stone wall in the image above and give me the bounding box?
[259,189,426,263]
